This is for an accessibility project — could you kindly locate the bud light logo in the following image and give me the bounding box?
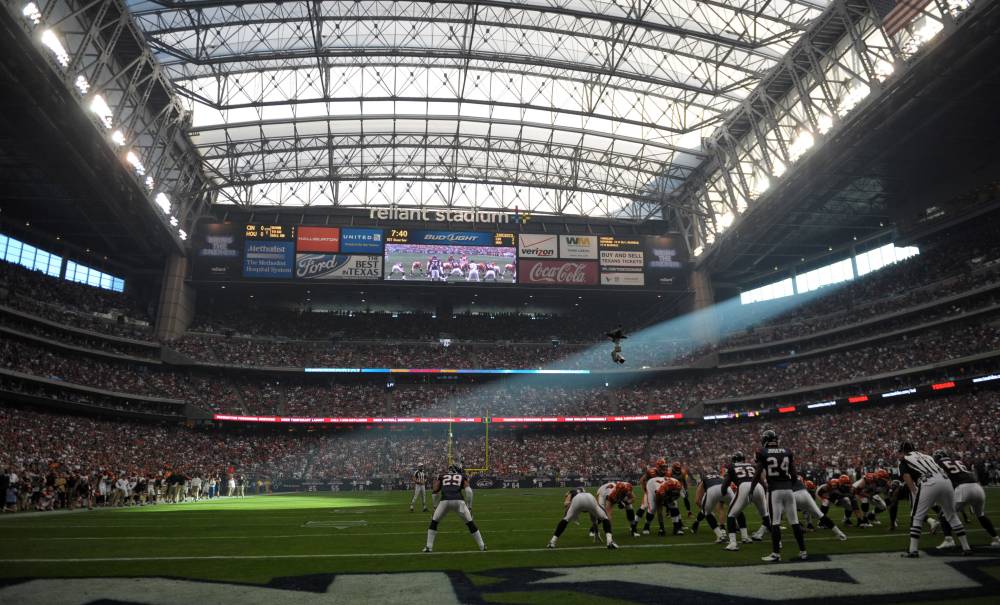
[426,234,477,243]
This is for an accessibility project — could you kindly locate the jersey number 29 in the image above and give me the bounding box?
[442,474,463,486]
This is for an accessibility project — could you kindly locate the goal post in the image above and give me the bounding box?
[447,416,489,475]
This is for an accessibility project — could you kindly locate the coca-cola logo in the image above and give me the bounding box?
[522,261,597,285]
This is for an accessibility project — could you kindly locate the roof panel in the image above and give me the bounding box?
[128,0,831,216]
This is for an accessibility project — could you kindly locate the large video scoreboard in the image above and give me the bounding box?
[192,223,687,288]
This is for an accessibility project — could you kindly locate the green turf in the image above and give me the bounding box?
[384,249,517,283]
[1,487,998,604]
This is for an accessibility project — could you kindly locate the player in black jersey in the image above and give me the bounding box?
[932,450,1000,549]
[691,469,730,543]
[723,451,771,550]
[753,429,808,562]
[423,465,486,553]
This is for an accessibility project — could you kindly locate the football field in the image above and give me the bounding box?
[384,250,517,283]
[1,487,999,604]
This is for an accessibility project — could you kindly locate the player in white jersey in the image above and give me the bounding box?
[410,464,428,512]
[466,262,481,282]
[642,475,668,535]
[547,488,618,549]
[595,481,637,537]
[483,263,498,281]
[389,262,406,279]
[448,266,464,281]
[898,442,971,557]
[793,477,847,540]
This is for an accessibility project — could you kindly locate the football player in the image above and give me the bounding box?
[898,442,970,557]
[410,463,428,513]
[668,461,692,516]
[641,477,686,536]
[818,475,864,526]
[723,451,771,551]
[634,460,668,533]
[548,488,619,549]
[853,470,890,526]
[596,481,638,537]
[793,475,848,540]
[423,465,486,553]
[932,450,1000,549]
[753,429,808,562]
[691,468,730,543]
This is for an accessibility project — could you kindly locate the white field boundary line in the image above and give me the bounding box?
[0,529,991,563]
[0,515,540,528]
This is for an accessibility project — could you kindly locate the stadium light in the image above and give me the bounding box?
[771,159,787,178]
[719,211,735,229]
[144,176,155,191]
[110,130,125,146]
[169,216,179,227]
[837,82,870,117]
[89,94,113,128]
[39,29,69,67]
[154,192,171,214]
[125,150,145,175]
[74,75,90,95]
[22,3,41,25]
[692,245,704,257]
[816,114,833,135]
[751,173,770,198]
[787,130,815,162]
[874,60,895,82]
[178,229,188,241]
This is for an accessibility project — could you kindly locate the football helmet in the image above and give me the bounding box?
[875,469,890,481]
[827,478,840,489]
[732,451,745,463]
[805,480,816,491]
[839,474,851,484]
[760,429,778,446]
[864,472,875,483]
[932,449,947,459]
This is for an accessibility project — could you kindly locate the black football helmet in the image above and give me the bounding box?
[761,429,777,446]
[732,451,745,463]
[932,449,947,459]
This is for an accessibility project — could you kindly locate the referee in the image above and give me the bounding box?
[898,442,971,557]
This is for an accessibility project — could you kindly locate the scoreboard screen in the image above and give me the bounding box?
[245,224,296,240]
[598,236,643,251]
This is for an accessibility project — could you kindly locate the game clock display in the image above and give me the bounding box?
[245,224,296,240]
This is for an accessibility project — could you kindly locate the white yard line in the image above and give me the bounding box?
[0,530,989,563]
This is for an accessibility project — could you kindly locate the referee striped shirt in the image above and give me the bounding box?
[899,451,947,483]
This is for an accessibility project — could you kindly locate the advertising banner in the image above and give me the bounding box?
[518,233,558,258]
[600,272,645,286]
[243,241,295,278]
[296,227,340,253]
[559,235,598,259]
[406,230,496,247]
[599,250,644,268]
[643,235,689,289]
[192,223,242,280]
[340,227,384,253]
[519,260,599,285]
[296,254,383,280]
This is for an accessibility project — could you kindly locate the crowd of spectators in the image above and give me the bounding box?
[0,262,152,340]
[4,388,997,514]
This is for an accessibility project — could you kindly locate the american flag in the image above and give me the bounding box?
[870,0,933,36]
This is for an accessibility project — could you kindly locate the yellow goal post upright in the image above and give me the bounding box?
[446,413,489,475]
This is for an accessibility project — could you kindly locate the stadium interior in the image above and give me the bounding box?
[1,0,1000,603]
